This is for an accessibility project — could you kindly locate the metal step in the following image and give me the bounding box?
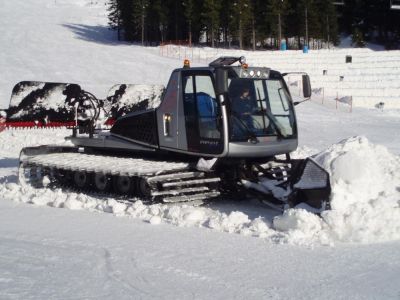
[151,186,209,196]
[147,171,204,183]
[162,177,220,188]
[162,191,220,203]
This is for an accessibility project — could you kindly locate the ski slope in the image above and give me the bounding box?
[1,0,400,299]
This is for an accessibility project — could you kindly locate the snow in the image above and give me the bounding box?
[163,46,400,108]
[108,84,164,109]
[5,132,399,246]
[1,0,400,298]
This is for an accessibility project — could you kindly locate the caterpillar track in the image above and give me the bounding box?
[19,146,221,205]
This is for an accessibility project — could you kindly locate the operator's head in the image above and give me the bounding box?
[241,87,250,99]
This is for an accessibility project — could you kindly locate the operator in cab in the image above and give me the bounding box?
[230,85,259,139]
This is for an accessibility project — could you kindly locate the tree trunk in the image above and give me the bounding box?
[188,21,192,46]
[141,10,145,46]
[117,17,121,41]
[252,18,256,51]
[211,24,215,48]
[278,13,282,49]
[239,19,243,49]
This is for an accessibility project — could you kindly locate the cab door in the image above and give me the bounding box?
[181,71,223,155]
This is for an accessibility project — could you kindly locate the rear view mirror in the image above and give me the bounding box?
[302,75,311,98]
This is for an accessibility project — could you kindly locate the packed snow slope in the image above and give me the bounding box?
[1,0,400,298]
[0,0,181,106]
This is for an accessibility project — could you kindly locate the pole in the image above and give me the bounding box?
[327,15,330,49]
[141,4,145,46]
[278,13,282,50]
[305,7,308,47]
[252,18,256,51]
[336,92,338,109]
[350,96,353,113]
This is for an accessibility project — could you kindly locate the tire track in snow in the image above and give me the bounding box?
[101,248,155,298]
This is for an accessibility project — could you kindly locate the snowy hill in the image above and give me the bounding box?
[1,0,400,299]
[0,0,180,107]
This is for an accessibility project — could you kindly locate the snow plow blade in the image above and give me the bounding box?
[289,158,331,210]
[4,81,88,128]
[105,84,164,120]
[2,81,165,129]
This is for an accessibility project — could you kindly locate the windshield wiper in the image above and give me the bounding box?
[264,110,286,139]
[256,87,268,130]
[256,87,286,139]
[231,113,259,144]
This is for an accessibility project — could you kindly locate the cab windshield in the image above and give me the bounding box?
[228,78,296,141]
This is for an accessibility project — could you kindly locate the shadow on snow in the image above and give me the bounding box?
[0,158,19,184]
[62,23,130,46]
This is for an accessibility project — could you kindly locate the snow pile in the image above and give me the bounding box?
[274,136,400,244]
[273,209,332,246]
[0,182,277,239]
[0,128,70,157]
[1,129,399,246]
[317,136,400,243]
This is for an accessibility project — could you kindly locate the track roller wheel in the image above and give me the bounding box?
[137,177,151,198]
[55,169,71,185]
[73,171,91,189]
[113,175,135,195]
[93,172,112,192]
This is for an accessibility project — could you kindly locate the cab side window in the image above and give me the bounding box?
[195,76,220,139]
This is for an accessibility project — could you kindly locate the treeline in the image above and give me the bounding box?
[107,0,339,50]
[339,0,400,49]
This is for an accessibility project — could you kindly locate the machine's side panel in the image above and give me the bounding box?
[110,109,159,146]
[157,71,187,150]
[176,74,188,150]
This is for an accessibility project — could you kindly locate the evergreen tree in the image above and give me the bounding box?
[182,0,194,45]
[230,0,252,49]
[105,0,347,49]
[202,0,222,47]
[252,0,270,48]
[315,0,339,46]
[289,0,319,49]
[132,0,150,45]
[266,0,291,49]
[146,0,169,44]
[219,0,232,47]
[107,0,122,40]
[352,27,365,47]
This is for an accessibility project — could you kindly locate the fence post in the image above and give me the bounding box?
[336,92,338,110]
[350,96,353,113]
